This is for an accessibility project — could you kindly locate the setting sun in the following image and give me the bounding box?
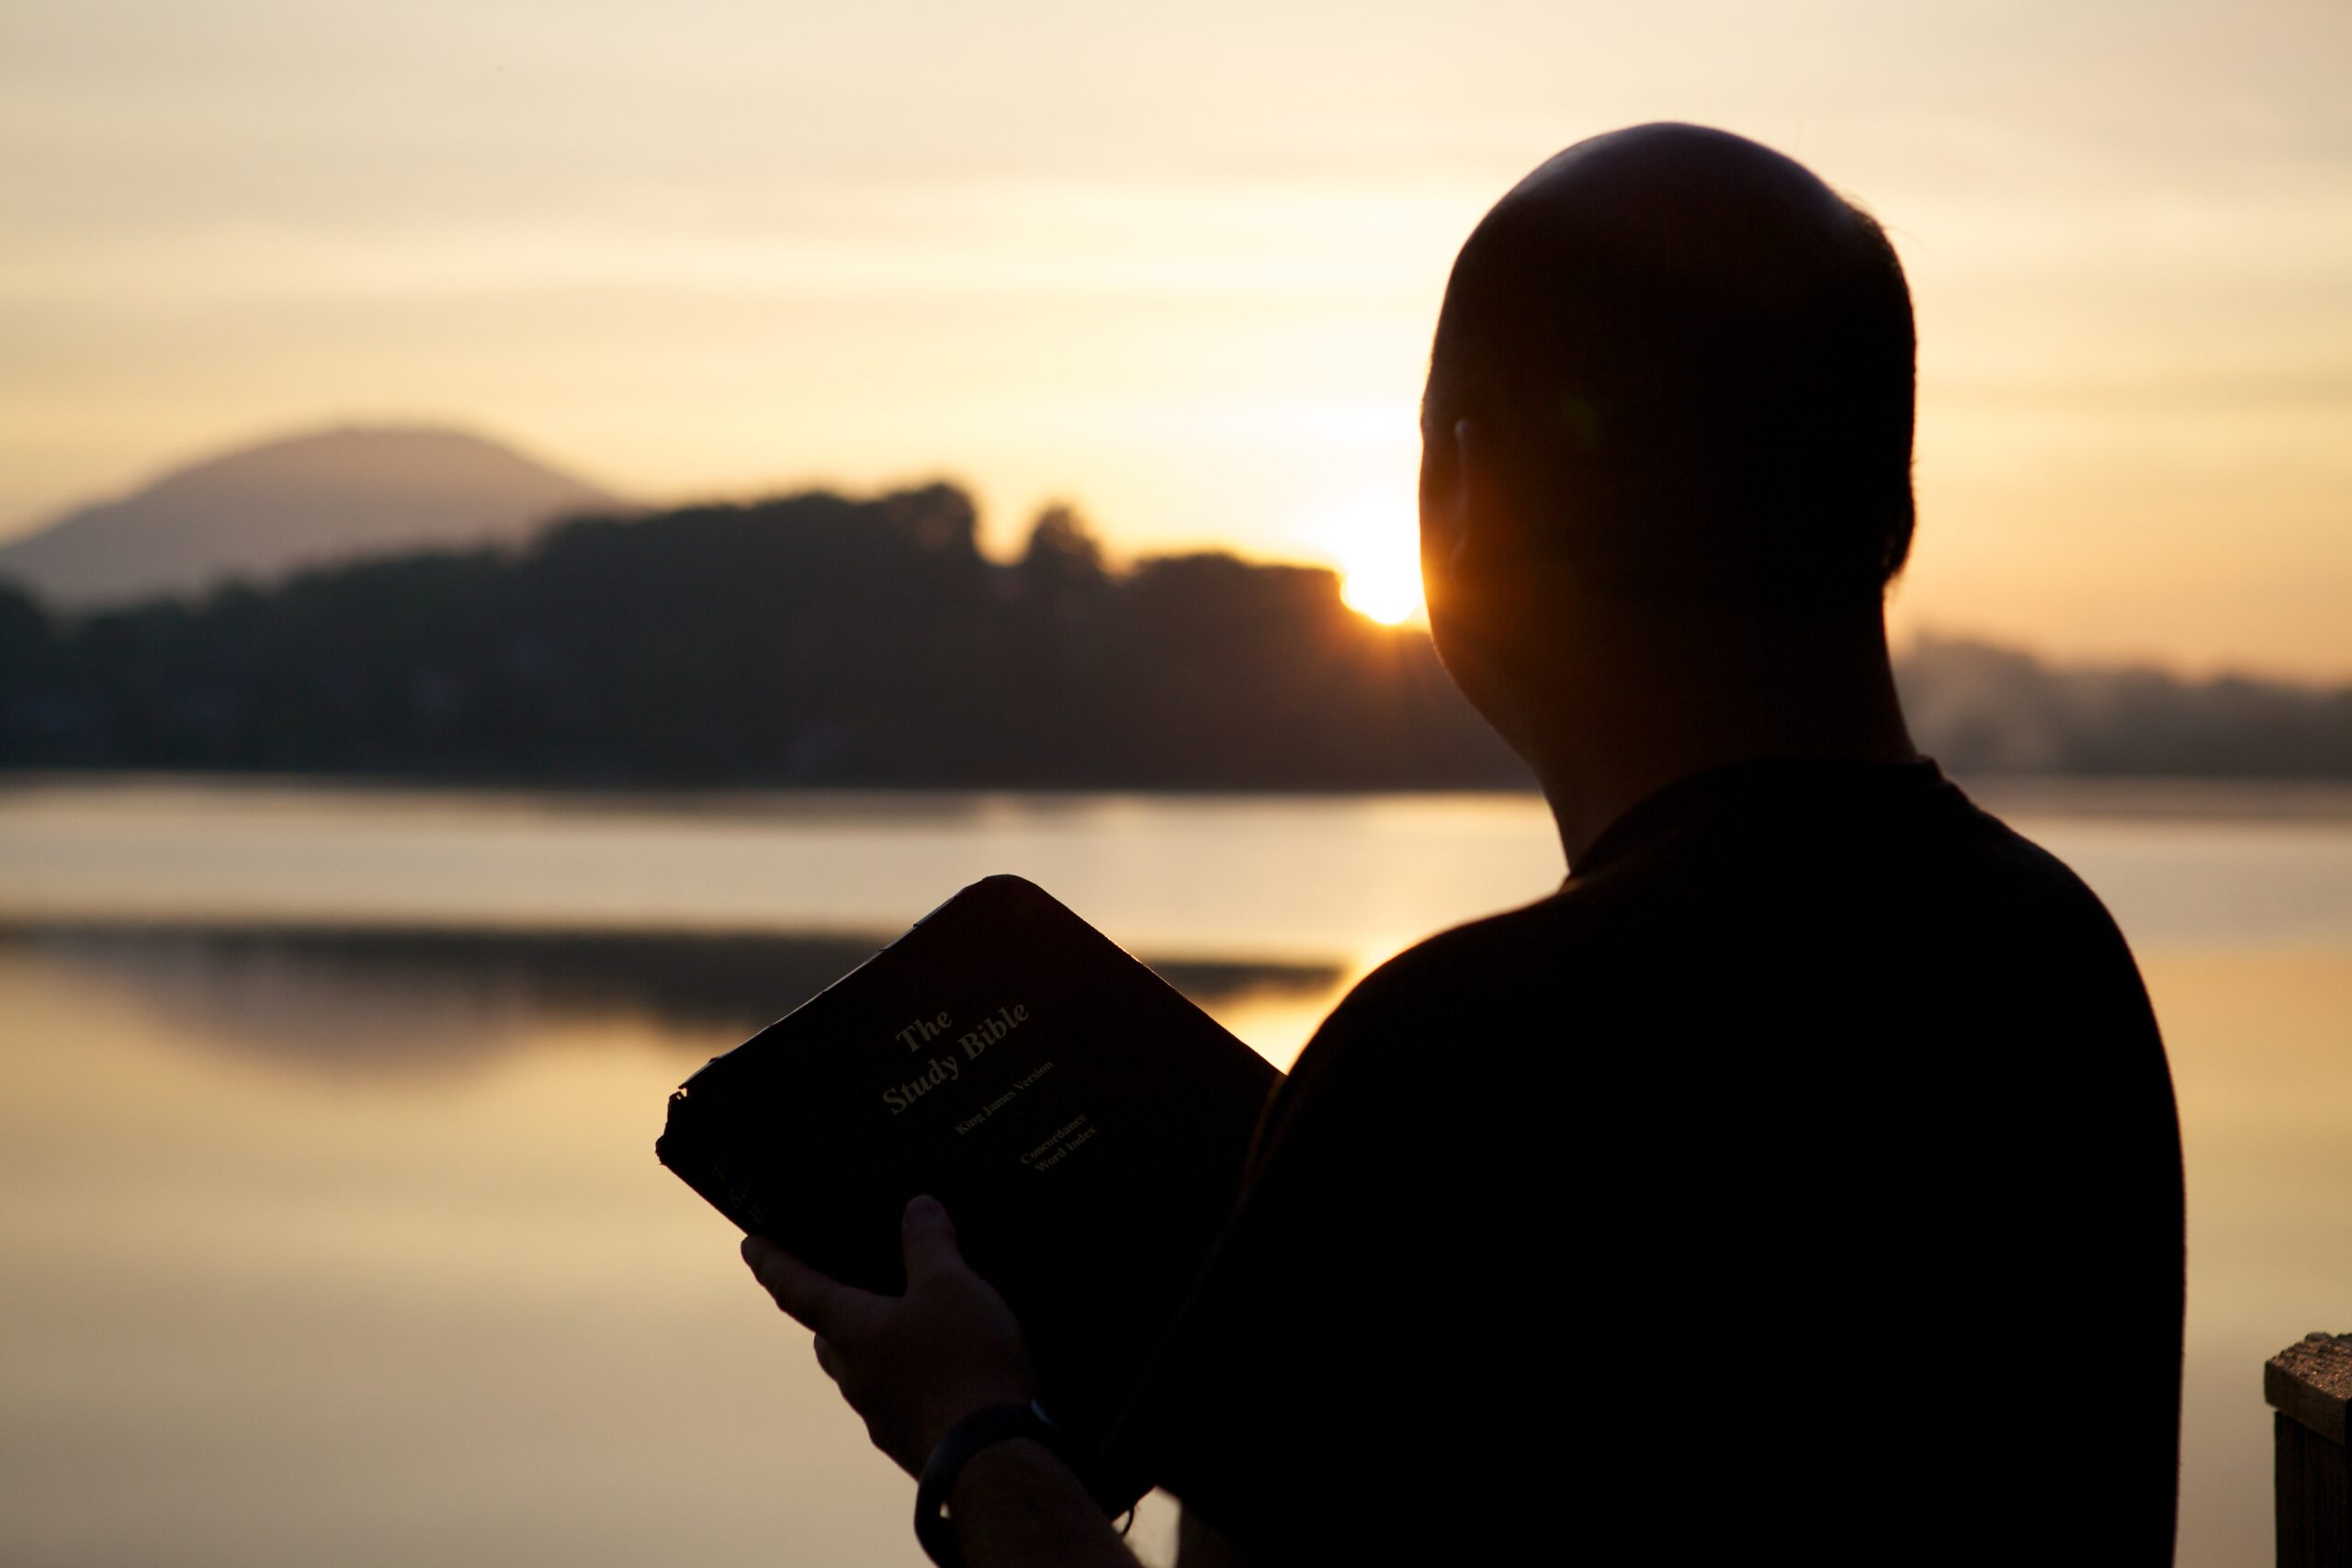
[1305,493,1425,626]
[1340,551,1424,626]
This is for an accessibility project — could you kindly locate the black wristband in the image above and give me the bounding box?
[913,1400,1069,1568]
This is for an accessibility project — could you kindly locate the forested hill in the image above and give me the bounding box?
[0,485,1515,788]
[1,482,2345,786]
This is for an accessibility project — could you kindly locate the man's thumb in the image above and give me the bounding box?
[900,1193,962,1287]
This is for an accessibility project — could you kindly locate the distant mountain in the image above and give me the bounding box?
[0,426,624,607]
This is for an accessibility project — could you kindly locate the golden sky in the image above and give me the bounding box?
[3,0,2347,675]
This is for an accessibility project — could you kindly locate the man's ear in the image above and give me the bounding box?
[1437,418,1515,579]
[1418,417,1465,583]
[1421,416,1508,619]
[1418,416,1536,759]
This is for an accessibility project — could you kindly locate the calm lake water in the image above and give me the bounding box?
[2,774,2348,1566]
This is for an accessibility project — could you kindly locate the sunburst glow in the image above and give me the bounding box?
[1306,494,1425,626]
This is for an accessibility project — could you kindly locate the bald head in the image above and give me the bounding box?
[1427,124,1915,613]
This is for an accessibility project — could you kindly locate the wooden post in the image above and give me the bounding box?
[2269,1332,2352,1567]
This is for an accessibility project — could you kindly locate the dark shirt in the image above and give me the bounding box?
[1114,757,2184,1562]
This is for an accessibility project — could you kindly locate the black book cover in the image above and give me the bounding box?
[656,874,1280,1476]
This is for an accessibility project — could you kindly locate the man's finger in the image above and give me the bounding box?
[811,1334,845,1383]
[742,1235,854,1332]
[899,1194,964,1289]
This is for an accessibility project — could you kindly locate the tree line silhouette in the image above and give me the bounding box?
[0,486,1514,787]
[1,483,2345,786]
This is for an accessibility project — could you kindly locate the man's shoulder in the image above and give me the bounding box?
[1325,888,1590,1030]
[1274,890,1598,1111]
[1802,788,2148,984]
[1304,779,2147,1064]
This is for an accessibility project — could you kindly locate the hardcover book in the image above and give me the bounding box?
[656,874,1280,1477]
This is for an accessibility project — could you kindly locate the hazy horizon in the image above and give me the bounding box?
[6,0,2348,678]
[9,408,2352,687]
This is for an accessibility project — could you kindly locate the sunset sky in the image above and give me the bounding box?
[4,0,2347,675]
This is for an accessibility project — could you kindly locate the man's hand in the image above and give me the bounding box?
[742,1195,1036,1476]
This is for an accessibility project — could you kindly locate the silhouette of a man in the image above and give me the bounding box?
[742,124,2185,1565]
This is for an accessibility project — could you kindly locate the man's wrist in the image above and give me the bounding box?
[930,1430,1136,1568]
[950,1435,1066,1510]
[915,1402,1076,1568]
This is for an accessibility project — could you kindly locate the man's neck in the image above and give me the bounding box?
[1513,607,1917,870]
